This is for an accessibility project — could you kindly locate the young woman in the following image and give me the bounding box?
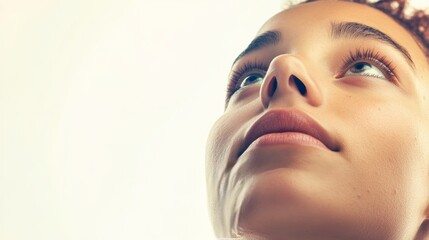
[205,0,429,239]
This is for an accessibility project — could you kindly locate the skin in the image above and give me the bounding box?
[206,1,429,240]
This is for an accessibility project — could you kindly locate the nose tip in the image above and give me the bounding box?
[260,54,323,108]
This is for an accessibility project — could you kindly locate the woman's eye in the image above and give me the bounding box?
[240,73,265,88]
[344,62,386,79]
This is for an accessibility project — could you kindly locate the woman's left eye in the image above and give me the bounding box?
[344,62,386,80]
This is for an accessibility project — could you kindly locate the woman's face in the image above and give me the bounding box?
[206,1,429,240]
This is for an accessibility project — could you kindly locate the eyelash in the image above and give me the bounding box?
[226,48,397,100]
[227,61,269,99]
[339,48,397,80]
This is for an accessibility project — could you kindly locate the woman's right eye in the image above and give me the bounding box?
[227,62,269,100]
[239,73,265,88]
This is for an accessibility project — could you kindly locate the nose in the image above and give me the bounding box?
[260,54,323,108]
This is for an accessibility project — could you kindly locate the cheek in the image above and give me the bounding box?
[335,97,429,227]
[205,106,256,187]
[205,116,234,191]
[205,104,261,236]
[206,102,261,177]
[333,92,425,167]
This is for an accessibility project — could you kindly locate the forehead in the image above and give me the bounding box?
[257,0,427,70]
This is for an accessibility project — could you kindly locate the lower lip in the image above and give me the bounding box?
[249,132,328,150]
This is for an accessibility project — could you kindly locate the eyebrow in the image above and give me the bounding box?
[331,22,414,68]
[232,22,415,68]
[233,30,281,65]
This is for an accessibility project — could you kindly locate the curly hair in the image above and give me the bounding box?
[299,0,429,56]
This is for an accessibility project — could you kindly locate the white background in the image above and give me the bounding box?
[1,0,427,239]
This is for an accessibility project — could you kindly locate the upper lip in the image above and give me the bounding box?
[239,109,339,155]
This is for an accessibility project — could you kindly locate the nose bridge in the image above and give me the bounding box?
[260,54,323,108]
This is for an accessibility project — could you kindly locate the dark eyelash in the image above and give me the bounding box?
[341,48,397,80]
[226,61,268,100]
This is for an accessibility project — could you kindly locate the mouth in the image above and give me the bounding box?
[239,109,339,156]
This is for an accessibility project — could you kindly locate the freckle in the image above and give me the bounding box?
[366,189,370,194]
[357,194,361,199]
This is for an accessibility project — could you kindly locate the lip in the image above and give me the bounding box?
[239,109,339,156]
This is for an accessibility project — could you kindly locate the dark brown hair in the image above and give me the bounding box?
[302,0,429,56]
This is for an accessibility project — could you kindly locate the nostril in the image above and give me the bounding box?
[290,75,307,96]
[268,77,278,98]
